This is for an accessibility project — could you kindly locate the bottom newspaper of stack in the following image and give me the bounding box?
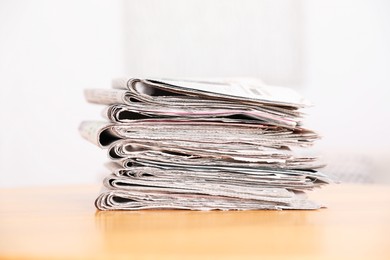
[80,77,331,210]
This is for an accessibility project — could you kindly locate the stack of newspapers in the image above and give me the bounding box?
[80,77,330,210]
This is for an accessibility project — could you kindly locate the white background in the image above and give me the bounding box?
[0,0,389,187]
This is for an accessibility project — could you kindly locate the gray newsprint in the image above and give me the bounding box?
[81,77,329,210]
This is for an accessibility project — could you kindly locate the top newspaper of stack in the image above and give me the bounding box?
[85,77,311,130]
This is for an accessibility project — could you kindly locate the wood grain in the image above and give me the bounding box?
[0,184,389,259]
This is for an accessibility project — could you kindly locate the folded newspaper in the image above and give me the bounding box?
[80,77,329,210]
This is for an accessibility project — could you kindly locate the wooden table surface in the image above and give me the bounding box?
[0,184,389,260]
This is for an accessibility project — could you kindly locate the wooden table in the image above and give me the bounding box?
[0,184,389,259]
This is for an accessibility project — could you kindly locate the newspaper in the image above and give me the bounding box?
[111,77,311,107]
[79,120,318,149]
[95,189,321,210]
[85,77,308,128]
[81,77,329,210]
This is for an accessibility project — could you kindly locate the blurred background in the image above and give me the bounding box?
[0,0,389,187]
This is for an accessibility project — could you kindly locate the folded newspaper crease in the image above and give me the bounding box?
[81,77,329,210]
